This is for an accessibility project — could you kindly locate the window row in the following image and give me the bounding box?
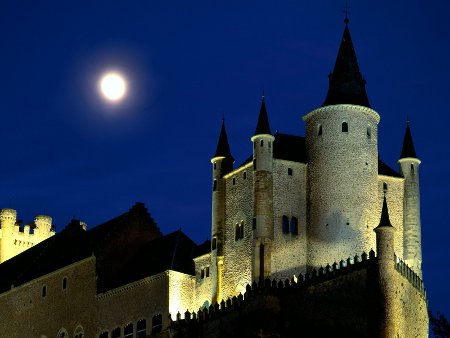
[57,325,84,338]
[41,277,68,298]
[253,140,272,148]
[317,123,372,138]
[200,266,210,279]
[282,216,298,235]
[99,316,161,338]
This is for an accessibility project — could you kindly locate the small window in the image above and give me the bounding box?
[152,314,163,333]
[42,285,47,298]
[232,177,236,185]
[252,217,256,230]
[124,323,133,338]
[136,319,147,338]
[253,159,256,170]
[243,171,247,180]
[260,140,264,147]
[99,332,109,338]
[74,326,84,338]
[367,127,371,138]
[62,277,67,290]
[235,223,244,240]
[205,266,210,278]
[201,268,205,279]
[383,182,388,192]
[290,217,298,235]
[212,237,217,250]
[288,168,293,176]
[317,124,322,136]
[57,328,68,338]
[111,328,120,338]
[213,179,217,191]
[342,122,348,132]
[411,164,414,173]
[282,216,289,234]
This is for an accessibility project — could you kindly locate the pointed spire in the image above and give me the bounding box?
[214,118,234,161]
[322,19,371,108]
[375,195,393,229]
[400,121,417,159]
[254,93,272,135]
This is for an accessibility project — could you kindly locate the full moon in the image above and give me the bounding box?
[99,72,127,102]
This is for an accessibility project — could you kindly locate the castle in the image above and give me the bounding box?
[0,19,428,337]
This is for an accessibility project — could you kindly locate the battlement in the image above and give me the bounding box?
[0,209,17,221]
[394,255,426,297]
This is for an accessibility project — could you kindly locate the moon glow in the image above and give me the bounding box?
[99,72,127,102]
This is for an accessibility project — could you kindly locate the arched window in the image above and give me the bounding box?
[317,124,322,136]
[57,328,68,338]
[111,328,120,338]
[342,122,348,132]
[42,285,47,298]
[74,325,84,338]
[282,215,289,234]
[62,277,67,290]
[152,314,163,333]
[124,323,133,338]
[136,319,146,338]
[383,182,388,192]
[99,332,109,338]
[290,217,298,235]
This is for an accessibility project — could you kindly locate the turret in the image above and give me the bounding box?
[374,195,398,338]
[251,94,275,282]
[0,209,17,262]
[304,19,380,270]
[34,215,53,238]
[398,121,422,277]
[211,118,234,302]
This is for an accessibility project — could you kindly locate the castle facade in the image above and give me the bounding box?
[0,19,428,337]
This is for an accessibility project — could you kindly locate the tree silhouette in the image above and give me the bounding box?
[430,311,450,337]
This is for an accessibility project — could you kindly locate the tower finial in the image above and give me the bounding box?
[343,0,350,24]
[406,113,410,125]
[262,88,265,101]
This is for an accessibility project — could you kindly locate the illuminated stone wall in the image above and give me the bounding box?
[304,104,381,270]
[0,257,97,338]
[222,164,254,300]
[193,252,213,311]
[0,209,55,263]
[271,160,307,279]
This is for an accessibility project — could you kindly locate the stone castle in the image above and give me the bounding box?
[0,19,428,337]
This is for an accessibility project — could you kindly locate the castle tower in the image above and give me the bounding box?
[374,195,398,337]
[0,209,17,262]
[303,19,380,269]
[34,215,53,238]
[251,95,275,282]
[211,118,234,303]
[398,121,422,277]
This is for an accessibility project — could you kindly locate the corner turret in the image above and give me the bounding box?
[398,121,422,277]
[211,118,234,303]
[251,94,275,282]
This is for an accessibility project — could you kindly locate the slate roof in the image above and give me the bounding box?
[322,20,371,108]
[400,123,417,159]
[378,159,402,178]
[214,119,234,161]
[0,203,205,294]
[254,96,272,135]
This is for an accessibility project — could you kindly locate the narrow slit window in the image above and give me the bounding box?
[342,122,348,132]
[290,217,298,235]
[367,127,371,138]
[383,182,388,192]
[212,237,217,250]
[42,285,47,298]
[201,268,205,279]
[206,267,210,277]
[288,168,293,176]
[232,177,236,185]
[317,124,322,136]
[243,171,247,180]
[252,217,256,230]
[62,277,67,290]
[282,216,289,234]
[213,179,217,191]
[260,140,264,147]
[411,164,414,173]
[253,159,257,170]
[213,162,216,170]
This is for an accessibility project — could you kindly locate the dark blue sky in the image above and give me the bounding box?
[1,1,449,318]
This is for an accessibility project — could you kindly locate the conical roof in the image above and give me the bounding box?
[254,95,272,135]
[375,195,393,229]
[400,122,417,159]
[214,119,234,161]
[322,20,371,108]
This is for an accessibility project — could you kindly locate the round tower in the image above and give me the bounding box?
[398,121,422,277]
[211,118,234,303]
[304,20,380,269]
[34,215,53,238]
[251,95,275,282]
[0,209,17,262]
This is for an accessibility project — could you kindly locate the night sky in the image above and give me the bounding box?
[1,1,449,319]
